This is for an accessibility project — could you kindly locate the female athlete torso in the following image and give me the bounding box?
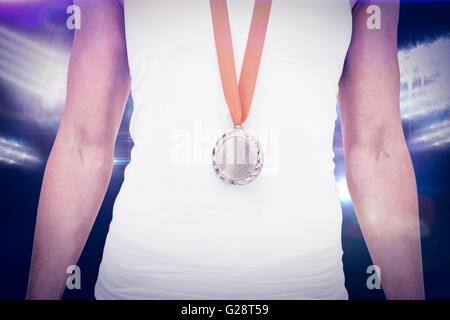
[95,0,352,299]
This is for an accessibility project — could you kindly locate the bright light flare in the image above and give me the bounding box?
[0,25,69,126]
[0,136,41,167]
[336,177,352,204]
[408,121,450,150]
[399,36,450,150]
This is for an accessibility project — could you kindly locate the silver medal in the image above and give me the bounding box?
[212,126,263,185]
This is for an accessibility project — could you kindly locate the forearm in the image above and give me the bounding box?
[26,130,114,299]
[346,145,424,300]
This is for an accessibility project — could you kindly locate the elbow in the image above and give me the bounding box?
[344,141,412,183]
[72,141,114,171]
[52,125,115,171]
[343,143,415,204]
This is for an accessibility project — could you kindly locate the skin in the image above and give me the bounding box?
[339,0,424,299]
[26,0,424,299]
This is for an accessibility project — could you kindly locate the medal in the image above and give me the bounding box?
[212,125,263,185]
[210,0,272,185]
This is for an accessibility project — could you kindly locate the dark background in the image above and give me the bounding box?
[0,0,449,300]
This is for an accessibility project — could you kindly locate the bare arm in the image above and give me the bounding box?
[339,0,424,299]
[26,0,130,299]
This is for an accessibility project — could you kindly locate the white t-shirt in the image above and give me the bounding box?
[95,0,353,299]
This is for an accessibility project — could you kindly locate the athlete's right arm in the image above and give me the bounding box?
[26,0,130,299]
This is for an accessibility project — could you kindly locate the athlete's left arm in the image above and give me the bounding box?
[338,0,425,299]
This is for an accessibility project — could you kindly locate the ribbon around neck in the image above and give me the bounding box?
[210,0,272,126]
